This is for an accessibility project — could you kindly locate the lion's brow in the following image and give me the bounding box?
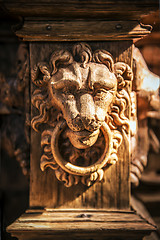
[51,78,80,90]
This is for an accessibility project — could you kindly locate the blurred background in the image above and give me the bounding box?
[132,10,160,239]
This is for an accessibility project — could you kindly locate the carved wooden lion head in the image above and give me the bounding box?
[31,43,133,187]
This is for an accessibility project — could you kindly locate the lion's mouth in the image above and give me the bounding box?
[66,129,100,149]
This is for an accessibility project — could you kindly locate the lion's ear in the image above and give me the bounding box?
[50,50,73,75]
[114,62,133,88]
[93,49,114,72]
[32,62,51,87]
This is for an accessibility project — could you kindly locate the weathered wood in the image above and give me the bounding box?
[15,20,151,41]
[7,210,156,240]
[131,196,156,226]
[3,0,159,19]
[3,1,159,239]
[30,41,132,209]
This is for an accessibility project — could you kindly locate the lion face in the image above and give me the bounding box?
[31,43,133,187]
[49,62,117,149]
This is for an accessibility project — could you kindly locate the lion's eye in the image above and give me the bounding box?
[61,87,71,95]
[93,88,112,102]
[94,88,115,96]
[94,88,108,95]
[59,86,76,100]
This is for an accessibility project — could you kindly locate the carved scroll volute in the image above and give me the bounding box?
[130,47,160,187]
[31,43,133,187]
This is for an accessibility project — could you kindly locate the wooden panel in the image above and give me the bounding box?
[30,41,132,210]
[16,20,151,41]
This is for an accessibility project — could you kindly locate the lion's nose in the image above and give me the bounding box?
[79,93,98,131]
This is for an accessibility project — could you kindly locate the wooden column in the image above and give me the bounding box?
[5,1,158,239]
[29,41,132,210]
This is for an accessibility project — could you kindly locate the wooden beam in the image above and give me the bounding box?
[3,1,159,19]
[15,20,151,41]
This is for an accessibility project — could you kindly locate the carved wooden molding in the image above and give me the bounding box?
[15,20,151,41]
[7,209,157,240]
[31,43,133,187]
[131,46,160,187]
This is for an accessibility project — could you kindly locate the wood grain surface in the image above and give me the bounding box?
[30,41,132,210]
[7,209,156,240]
[15,20,151,41]
[3,0,159,20]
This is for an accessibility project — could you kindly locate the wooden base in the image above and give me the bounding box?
[7,209,156,240]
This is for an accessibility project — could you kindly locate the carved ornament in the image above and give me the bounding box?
[31,43,133,187]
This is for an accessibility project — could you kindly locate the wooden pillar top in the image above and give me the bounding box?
[2,0,158,41]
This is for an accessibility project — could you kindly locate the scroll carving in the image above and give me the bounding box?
[31,43,133,187]
[131,47,160,187]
